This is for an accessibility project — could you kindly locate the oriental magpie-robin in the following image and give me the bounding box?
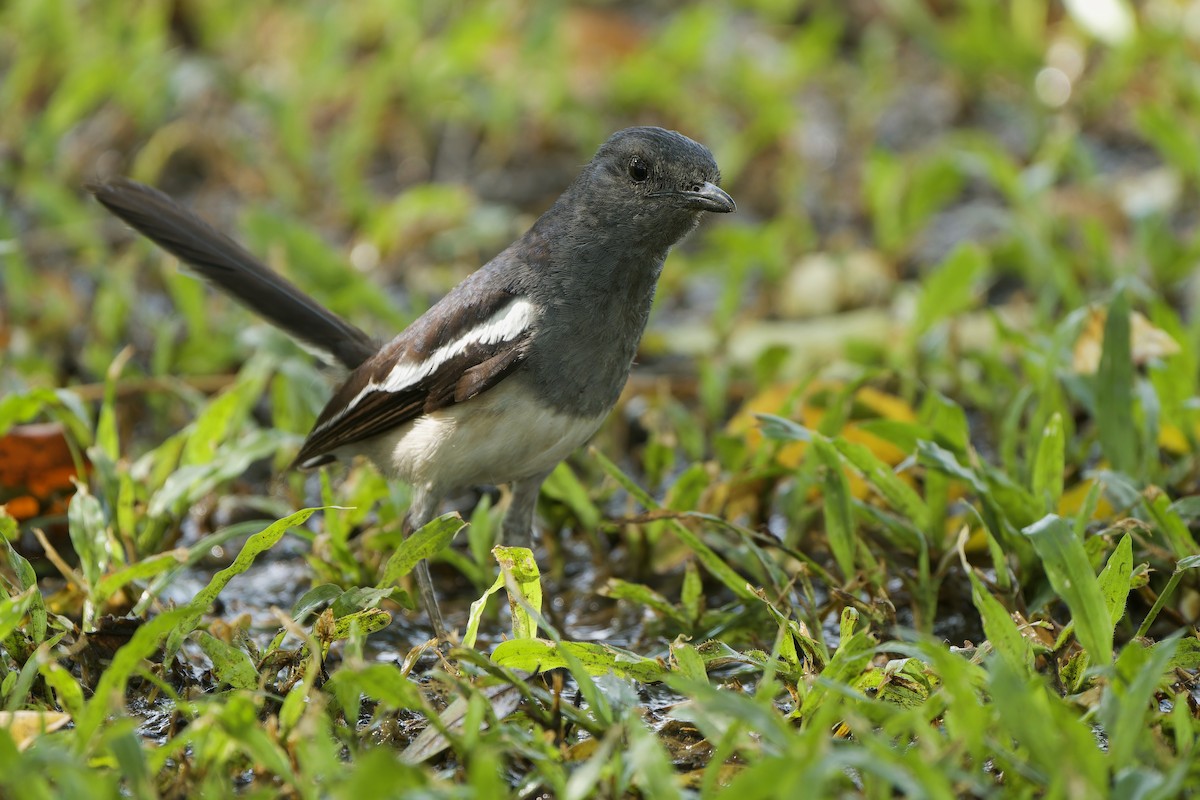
[90,126,734,638]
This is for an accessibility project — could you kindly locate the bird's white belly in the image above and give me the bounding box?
[350,380,606,491]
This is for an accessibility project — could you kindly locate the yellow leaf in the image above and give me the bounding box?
[0,710,71,750]
[1073,306,1179,374]
[1057,479,1115,519]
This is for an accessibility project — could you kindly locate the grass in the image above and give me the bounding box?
[2,0,1199,797]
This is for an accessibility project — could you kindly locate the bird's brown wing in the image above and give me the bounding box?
[293,287,534,468]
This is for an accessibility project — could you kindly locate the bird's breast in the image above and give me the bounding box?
[353,377,606,492]
[525,258,663,416]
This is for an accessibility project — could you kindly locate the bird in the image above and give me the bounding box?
[89,126,735,639]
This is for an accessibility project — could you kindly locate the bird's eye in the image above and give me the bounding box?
[628,157,649,182]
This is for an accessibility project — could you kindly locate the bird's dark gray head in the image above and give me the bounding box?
[592,127,734,213]
[513,127,734,415]
[551,126,734,252]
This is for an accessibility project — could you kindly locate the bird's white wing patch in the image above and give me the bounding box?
[378,298,535,393]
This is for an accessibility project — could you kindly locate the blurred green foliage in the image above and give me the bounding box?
[2,0,1200,797]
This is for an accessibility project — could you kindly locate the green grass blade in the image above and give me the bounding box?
[833,436,930,532]
[1135,554,1200,638]
[1143,489,1199,558]
[968,570,1033,672]
[1102,633,1182,772]
[194,631,258,690]
[493,545,541,640]
[1030,411,1064,510]
[1,518,46,644]
[592,448,756,602]
[1022,514,1113,665]
[491,639,667,683]
[912,242,987,339]
[812,436,856,581]
[1096,291,1138,476]
[165,507,321,658]
[376,512,466,586]
[1097,533,1134,626]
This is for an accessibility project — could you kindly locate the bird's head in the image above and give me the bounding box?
[567,126,735,249]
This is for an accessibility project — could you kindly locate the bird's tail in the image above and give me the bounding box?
[89,178,377,370]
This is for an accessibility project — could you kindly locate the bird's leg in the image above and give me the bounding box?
[500,470,552,550]
[403,486,448,640]
[412,559,446,641]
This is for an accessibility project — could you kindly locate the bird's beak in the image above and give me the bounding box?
[681,182,736,213]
